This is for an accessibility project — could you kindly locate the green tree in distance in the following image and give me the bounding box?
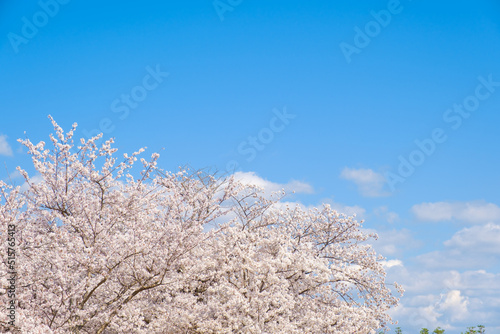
[462,325,486,334]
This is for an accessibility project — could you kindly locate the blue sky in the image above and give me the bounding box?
[1,0,500,332]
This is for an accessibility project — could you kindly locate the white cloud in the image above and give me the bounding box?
[1,170,24,183]
[271,199,366,220]
[229,172,367,222]
[208,171,315,229]
[416,223,500,269]
[20,174,44,192]
[9,170,23,179]
[444,223,500,254]
[374,206,400,223]
[340,167,389,197]
[412,202,454,221]
[233,171,314,195]
[381,259,404,268]
[388,302,442,332]
[319,198,366,218]
[411,201,500,224]
[384,267,500,332]
[366,228,421,257]
[437,290,469,322]
[224,172,500,331]
[0,134,13,156]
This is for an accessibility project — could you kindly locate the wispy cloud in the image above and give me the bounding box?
[1,170,23,184]
[365,228,421,257]
[0,134,13,156]
[20,174,44,192]
[233,171,314,195]
[416,223,500,269]
[374,206,400,223]
[411,201,500,224]
[340,167,389,197]
[380,259,404,268]
[444,223,500,254]
[319,198,366,218]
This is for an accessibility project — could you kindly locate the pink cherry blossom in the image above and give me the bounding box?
[0,117,402,333]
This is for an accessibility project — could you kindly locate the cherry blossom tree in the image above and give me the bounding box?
[1,117,402,333]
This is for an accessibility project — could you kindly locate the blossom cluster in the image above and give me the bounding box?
[0,117,402,333]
